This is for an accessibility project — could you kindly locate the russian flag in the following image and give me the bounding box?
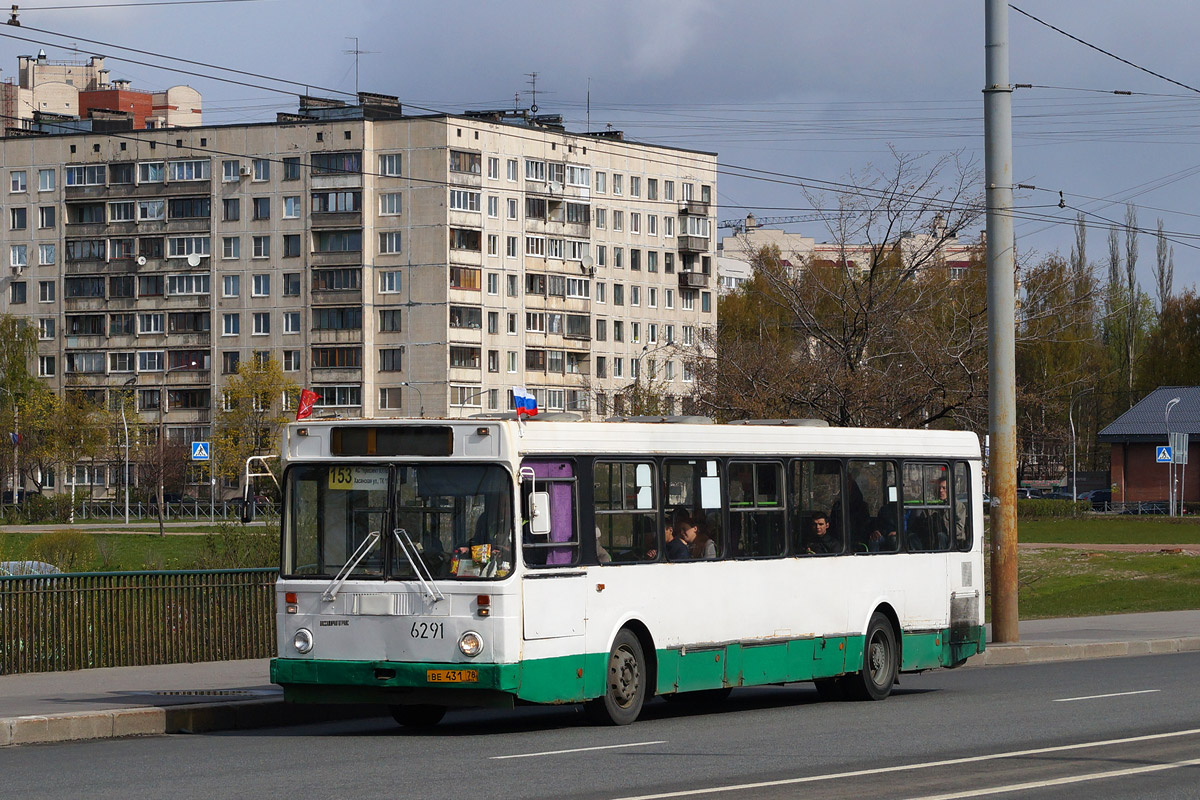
[513,386,538,418]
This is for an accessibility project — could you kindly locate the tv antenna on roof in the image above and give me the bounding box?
[525,71,539,113]
[343,37,377,97]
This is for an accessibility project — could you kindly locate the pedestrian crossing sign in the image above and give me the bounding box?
[1156,446,1172,463]
[191,441,211,461]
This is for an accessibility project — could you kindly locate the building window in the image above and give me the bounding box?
[283,351,301,371]
[283,157,301,181]
[10,208,26,230]
[283,196,301,218]
[223,313,240,336]
[379,193,402,215]
[222,237,240,260]
[222,160,240,182]
[252,158,270,181]
[283,273,300,296]
[38,355,55,377]
[449,150,481,174]
[449,267,481,290]
[137,162,163,184]
[252,235,271,258]
[223,274,241,297]
[10,245,27,267]
[252,274,271,297]
[311,346,359,368]
[167,160,210,181]
[314,230,362,252]
[38,206,56,229]
[379,309,402,332]
[253,312,270,335]
[66,165,106,186]
[283,312,301,334]
[222,352,240,374]
[449,228,480,251]
[379,270,402,293]
[10,282,27,303]
[449,189,481,212]
[38,281,55,303]
[378,231,402,254]
[283,234,301,257]
[38,168,55,191]
[379,348,404,371]
[379,153,402,177]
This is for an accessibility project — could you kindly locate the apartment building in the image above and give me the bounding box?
[0,94,718,495]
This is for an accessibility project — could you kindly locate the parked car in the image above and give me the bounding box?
[160,493,199,504]
[1082,489,1112,510]
[1016,488,1043,499]
[1043,491,1075,501]
[0,561,62,576]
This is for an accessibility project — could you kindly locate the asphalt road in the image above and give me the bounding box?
[4,653,1200,800]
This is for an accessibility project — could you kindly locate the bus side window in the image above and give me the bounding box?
[792,459,845,556]
[847,460,900,554]
[729,462,785,558]
[953,461,972,551]
[521,460,580,567]
[595,460,658,562]
[903,462,951,552]
[664,458,723,559]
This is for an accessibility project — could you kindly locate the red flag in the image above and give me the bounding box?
[296,389,319,420]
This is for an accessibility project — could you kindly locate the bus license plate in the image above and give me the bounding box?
[427,669,478,683]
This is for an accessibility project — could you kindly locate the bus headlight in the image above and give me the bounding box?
[458,631,483,657]
[293,628,314,654]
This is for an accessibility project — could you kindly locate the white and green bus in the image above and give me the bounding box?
[267,416,985,727]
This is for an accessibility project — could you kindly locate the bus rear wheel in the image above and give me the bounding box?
[389,703,446,729]
[847,612,897,701]
[587,629,647,725]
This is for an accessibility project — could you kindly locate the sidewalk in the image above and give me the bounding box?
[2,610,1198,747]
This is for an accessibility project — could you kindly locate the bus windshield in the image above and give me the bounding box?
[284,463,514,580]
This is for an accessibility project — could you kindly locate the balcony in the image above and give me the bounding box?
[311,288,363,305]
[311,173,363,191]
[678,271,707,289]
[311,211,362,229]
[310,250,362,268]
[309,329,363,345]
[63,296,108,311]
[677,235,709,254]
[312,367,362,384]
[679,200,710,217]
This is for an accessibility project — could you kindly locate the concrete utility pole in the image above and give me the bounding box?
[985,0,1019,642]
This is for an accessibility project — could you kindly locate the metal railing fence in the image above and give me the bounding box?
[0,568,278,675]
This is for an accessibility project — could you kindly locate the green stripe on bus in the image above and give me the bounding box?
[272,625,985,705]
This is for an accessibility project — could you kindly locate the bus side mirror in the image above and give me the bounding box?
[529,491,551,535]
[241,485,255,524]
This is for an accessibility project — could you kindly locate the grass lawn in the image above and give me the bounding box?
[1019,516,1200,544]
[1017,548,1200,619]
[0,530,270,572]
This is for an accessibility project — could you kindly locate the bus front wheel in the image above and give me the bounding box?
[588,629,647,725]
[848,612,897,701]
[389,703,446,729]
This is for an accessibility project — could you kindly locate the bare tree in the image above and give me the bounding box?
[1069,212,1087,278]
[692,151,990,429]
[1154,218,1174,315]
[1123,205,1140,405]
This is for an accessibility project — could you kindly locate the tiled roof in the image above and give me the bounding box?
[1097,386,1200,442]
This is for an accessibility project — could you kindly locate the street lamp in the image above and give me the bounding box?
[400,381,425,418]
[1166,396,1181,516]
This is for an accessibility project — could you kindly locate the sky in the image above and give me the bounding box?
[4,0,1200,288]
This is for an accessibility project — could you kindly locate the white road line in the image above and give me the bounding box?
[1053,689,1161,703]
[490,740,666,760]
[901,756,1200,800]
[610,727,1200,800]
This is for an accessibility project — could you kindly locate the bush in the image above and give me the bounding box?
[15,493,75,524]
[1018,499,1089,518]
[25,529,97,573]
[196,521,279,569]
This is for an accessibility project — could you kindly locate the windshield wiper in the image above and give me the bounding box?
[392,528,444,602]
[321,531,381,602]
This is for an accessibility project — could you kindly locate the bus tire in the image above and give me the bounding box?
[848,612,897,701]
[389,704,446,729]
[587,629,647,725]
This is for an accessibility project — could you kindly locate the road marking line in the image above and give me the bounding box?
[610,727,1200,800]
[1053,689,1161,703]
[490,740,666,760]
[900,756,1200,800]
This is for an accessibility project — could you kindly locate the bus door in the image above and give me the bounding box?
[520,460,586,641]
[946,460,981,664]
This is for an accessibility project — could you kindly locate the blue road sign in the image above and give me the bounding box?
[191,441,211,461]
[1156,446,1172,463]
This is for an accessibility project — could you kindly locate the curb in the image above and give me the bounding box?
[0,698,383,748]
[966,636,1200,667]
[5,639,1200,747]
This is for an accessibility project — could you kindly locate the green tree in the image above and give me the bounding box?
[212,357,298,485]
[1137,289,1200,393]
[0,314,38,500]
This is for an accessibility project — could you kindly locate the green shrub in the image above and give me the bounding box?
[25,529,97,572]
[14,493,75,524]
[197,522,279,569]
[1018,499,1089,518]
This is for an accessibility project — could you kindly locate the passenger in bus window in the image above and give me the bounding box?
[868,503,899,552]
[595,526,612,563]
[804,512,841,554]
[683,518,716,559]
[665,521,691,560]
